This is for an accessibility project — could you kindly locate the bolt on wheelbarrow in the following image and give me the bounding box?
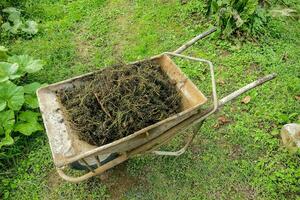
[37,28,276,183]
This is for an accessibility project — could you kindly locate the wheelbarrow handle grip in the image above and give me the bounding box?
[174,27,217,54]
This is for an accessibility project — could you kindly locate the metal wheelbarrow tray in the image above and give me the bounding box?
[37,28,276,182]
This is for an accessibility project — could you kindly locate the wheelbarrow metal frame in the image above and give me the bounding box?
[37,28,277,183]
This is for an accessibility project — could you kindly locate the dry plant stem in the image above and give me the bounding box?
[93,92,112,118]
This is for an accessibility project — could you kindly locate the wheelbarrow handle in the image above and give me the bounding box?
[151,73,277,156]
[174,27,217,54]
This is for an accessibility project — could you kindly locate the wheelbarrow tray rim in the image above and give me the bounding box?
[37,53,207,167]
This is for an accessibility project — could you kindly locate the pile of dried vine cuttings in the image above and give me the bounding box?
[57,60,182,146]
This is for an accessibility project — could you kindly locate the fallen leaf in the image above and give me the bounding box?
[282,53,288,62]
[218,65,225,72]
[230,106,237,112]
[213,123,219,129]
[99,172,109,181]
[217,78,225,85]
[241,96,251,104]
[271,129,279,136]
[220,50,230,57]
[180,0,188,4]
[191,145,201,154]
[295,95,300,101]
[218,116,230,125]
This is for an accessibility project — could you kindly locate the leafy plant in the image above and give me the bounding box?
[0,46,8,61]
[14,111,43,136]
[0,81,24,111]
[206,0,269,38]
[0,47,45,149]
[1,7,38,35]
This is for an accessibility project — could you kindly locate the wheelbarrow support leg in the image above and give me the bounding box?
[152,121,204,156]
[56,154,128,183]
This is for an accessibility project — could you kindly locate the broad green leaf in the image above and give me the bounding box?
[9,74,22,80]
[1,20,22,34]
[10,20,22,34]
[240,0,258,20]
[277,113,289,124]
[24,94,39,108]
[22,20,38,35]
[14,111,42,136]
[1,22,11,32]
[23,82,44,108]
[0,46,8,52]
[23,82,42,94]
[223,18,234,38]
[0,81,24,111]
[0,77,8,83]
[1,7,23,34]
[2,7,21,16]
[1,7,34,35]
[0,62,19,82]
[8,12,21,23]
[233,10,244,28]
[25,58,43,73]
[8,55,43,75]
[14,122,43,136]
[0,110,15,134]
[0,46,8,61]
[211,1,219,13]
[2,7,21,24]
[0,133,14,148]
[18,110,40,122]
[0,100,6,111]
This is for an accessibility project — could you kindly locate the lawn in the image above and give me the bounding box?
[0,0,299,199]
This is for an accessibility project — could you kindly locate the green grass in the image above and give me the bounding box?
[1,0,300,199]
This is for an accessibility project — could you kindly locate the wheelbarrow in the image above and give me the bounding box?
[37,28,276,183]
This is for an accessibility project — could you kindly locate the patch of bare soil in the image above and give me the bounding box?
[99,163,147,200]
[246,62,264,75]
[46,169,63,189]
[74,27,96,64]
[234,183,258,200]
[110,1,135,57]
[220,50,231,57]
[229,144,243,160]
